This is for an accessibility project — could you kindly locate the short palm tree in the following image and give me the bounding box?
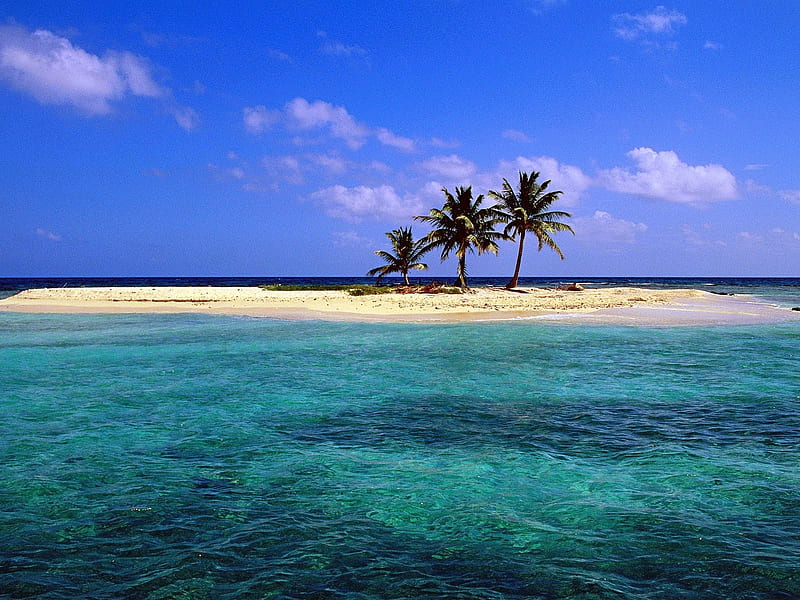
[415,186,505,288]
[489,171,574,289]
[366,227,429,285]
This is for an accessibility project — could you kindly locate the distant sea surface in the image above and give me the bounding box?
[1,278,799,598]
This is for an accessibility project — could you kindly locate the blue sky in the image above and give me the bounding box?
[2,1,799,277]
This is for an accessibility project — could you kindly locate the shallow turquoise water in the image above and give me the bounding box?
[1,313,799,599]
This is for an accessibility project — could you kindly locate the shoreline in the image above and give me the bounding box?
[0,286,797,325]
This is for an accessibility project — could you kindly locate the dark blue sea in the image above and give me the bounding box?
[1,277,798,598]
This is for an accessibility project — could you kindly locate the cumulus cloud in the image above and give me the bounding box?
[243,105,280,134]
[285,97,369,149]
[420,154,478,181]
[572,211,647,244]
[244,97,414,151]
[495,156,592,206]
[598,147,737,205]
[0,24,196,129]
[613,6,687,40]
[310,184,423,222]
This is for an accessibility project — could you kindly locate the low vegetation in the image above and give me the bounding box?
[260,284,393,296]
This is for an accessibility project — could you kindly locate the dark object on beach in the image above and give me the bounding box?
[792,307,800,312]
[557,283,584,291]
[708,290,734,296]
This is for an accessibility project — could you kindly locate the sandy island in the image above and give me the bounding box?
[1,286,797,325]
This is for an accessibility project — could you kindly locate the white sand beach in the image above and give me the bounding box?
[1,286,796,325]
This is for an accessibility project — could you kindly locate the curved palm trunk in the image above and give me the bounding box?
[506,230,526,289]
[402,270,410,286]
[456,253,468,288]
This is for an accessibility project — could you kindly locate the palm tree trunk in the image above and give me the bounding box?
[506,230,526,289]
[403,271,410,286]
[456,253,468,288]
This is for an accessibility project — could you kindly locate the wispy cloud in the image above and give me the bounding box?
[36,227,62,242]
[0,23,197,130]
[598,147,737,206]
[243,105,282,134]
[502,129,532,142]
[332,230,372,248]
[317,31,368,58]
[572,211,647,244]
[703,40,723,50]
[527,0,568,15]
[420,155,478,181]
[243,97,416,151]
[779,189,800,204]
[310,184,423,222]
[267,48,292,62]
[613,6,687,41]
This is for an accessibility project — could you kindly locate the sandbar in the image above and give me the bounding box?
[1,286,797,325]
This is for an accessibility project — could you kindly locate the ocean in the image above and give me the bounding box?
[1,278,798,599]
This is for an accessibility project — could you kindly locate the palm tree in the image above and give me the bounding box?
[415,186,505,288]
[489,171,574,289]
[366,227,429,285]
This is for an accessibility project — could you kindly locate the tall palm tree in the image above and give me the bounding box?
[415,186,505,288]
[366,227,429,285]
[489,171,574,289]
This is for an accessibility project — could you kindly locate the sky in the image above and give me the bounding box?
[1,1,799,278]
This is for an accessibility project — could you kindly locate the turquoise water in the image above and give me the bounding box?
[1,312,799,599]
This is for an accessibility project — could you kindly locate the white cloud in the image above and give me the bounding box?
[429,137,460,149]
[310,184,423,222]
[308,153,349,174]
[572,211,647,244]
[599,147,737,205]
[36,227,62,242]
[420,154,477,181]
[779,189,800,204]
[245,97,411,152]
[0,24,194,129]
[738,231,763,243]
[704,40,723,50]
[243,105,281,134]
[502,129,532,142]
[613,6,687,41]
[267,48,291,62]
[376,127,416,152]
[321,41,368,57]
[332,230,372,247]
[681,225,727,248]
[169,105,199,131]
[527,0,568,15]
[317,31,368,58]
[745,163,770,171]
[261,155,303,184]
[496,156,592,207]
[285,97,369,149]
